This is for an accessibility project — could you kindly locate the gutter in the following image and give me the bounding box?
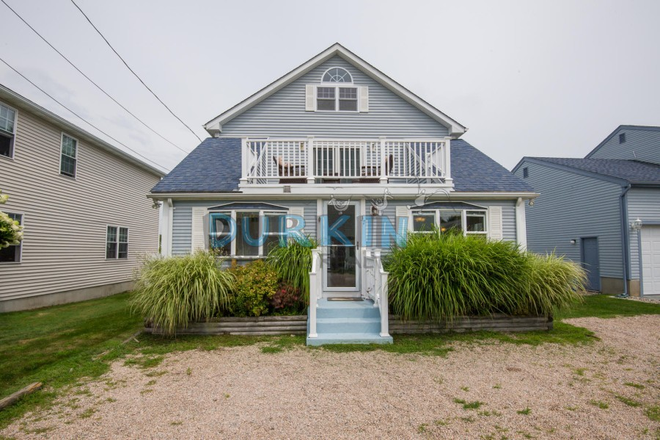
[618,183,632,297]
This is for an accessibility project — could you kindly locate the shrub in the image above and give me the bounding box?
[131,251,234,335]
[229,260,279,317]
[267,236,317,301]
[385,232,585,321]
[270,282,305,315]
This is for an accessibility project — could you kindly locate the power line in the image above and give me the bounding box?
[0,0,189,154]
[0,56,169,173]
[69,0,203,143]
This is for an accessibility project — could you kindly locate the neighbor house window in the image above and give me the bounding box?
[316,67,358,112]
[106,226,128,259]
[0,213,22,263]
[209,210,288,258]
[523,167,529,178]
[411,208,487,237]
[619,133,626,144]
[0,102,17,158]
[60,134,77,177]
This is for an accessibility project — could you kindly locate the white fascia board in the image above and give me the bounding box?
[149,189,538,201]
[203,44,467,137]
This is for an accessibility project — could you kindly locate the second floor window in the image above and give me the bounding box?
[60,134,77,177]
[106,226,129,259]
[316,67,358,112]
[0,103,17,158]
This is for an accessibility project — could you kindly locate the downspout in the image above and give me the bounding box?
[618,184,631,297]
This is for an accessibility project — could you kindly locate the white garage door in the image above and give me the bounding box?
[641,226,660,296]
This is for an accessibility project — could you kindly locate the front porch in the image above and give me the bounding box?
[307,248,392,345]
[239,137,453,189]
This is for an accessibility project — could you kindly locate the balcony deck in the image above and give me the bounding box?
[240,138,452,188]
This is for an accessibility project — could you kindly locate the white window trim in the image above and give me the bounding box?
[105,225,129,260]
[0,100,18,160]
[209,209,290,259]
[410,208,488,237]
[59,132,78,179]
[0,211,24,264]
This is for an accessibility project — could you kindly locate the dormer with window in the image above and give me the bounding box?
[305,67,369,113]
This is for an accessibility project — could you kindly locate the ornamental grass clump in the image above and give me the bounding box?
[386,232,584,321]
[267,236,317,301]
[131,251,234,336]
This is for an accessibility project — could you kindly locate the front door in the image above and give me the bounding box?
[323,201,359,294]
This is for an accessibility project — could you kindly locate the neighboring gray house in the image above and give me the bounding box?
[513,125,660,297]
[150,43,536,344]
[0,84,164,312]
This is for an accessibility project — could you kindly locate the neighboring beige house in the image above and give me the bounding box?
[0,84,164,312]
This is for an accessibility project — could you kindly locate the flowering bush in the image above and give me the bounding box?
[270,282,305,315]
[0,190,23,250]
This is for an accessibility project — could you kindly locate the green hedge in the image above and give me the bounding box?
[385,233,585,321]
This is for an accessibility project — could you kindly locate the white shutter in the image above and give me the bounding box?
[395,206,410,233]
[191,207,208,251]
[305,85,316,111]
[359,86,369,112]
[488,206,503,241]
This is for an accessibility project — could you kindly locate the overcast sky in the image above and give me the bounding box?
[1,0,659,173]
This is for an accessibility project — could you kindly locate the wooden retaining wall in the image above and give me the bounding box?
[144,314,552,336]
[144,315,308,336]
[389,315,553,334]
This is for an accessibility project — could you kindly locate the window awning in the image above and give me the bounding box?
[413,202,486,210]
[207,202,288,211]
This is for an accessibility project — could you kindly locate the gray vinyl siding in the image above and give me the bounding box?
[588,128,660,165]
[171,199,318,256]
[220,56,449,138]
[514,161,624,278]
[0,109,161,303]
[626,188,660,279]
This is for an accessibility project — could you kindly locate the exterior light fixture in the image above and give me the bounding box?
[631,218,643,231]
[569,239,577,245]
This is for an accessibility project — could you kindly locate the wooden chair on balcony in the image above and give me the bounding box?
[358,154,393,183]
[274,156,306,184]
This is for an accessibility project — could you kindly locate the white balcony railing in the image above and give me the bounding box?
[240,137,451,185]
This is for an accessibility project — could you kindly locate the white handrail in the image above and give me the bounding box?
[308,248,321,339]
[363,249,391,338]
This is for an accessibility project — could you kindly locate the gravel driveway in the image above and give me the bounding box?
[3,315,659,439]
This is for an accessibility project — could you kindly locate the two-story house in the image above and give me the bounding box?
[513,125,660,297]
[149,44,536,344]
[0,84,164,312]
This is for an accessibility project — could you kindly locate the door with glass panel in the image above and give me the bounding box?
[323,201,359,293]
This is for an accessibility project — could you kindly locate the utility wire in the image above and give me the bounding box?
[0,56,169,173]
[0,0,189,154]
[70,0,203,143]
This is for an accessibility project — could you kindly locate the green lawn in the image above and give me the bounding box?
[0,293,658,429]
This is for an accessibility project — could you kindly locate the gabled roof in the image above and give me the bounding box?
[585,125,660,159]
[150,138,534,194]
[203,43,466,138]
[515,157,660,186]
[0,84,165,177]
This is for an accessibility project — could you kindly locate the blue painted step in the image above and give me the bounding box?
[306,298,393,346]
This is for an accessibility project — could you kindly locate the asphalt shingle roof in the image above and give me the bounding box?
[151,138,533,193]
[527,157,660,185]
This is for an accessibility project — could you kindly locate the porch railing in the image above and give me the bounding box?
[307,248,322,339]
[241,137,451,184]
[363,249,390,338]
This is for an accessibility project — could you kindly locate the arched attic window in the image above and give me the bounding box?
[305,67,368,112]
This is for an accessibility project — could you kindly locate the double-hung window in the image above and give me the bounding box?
[60,134,78,177]
[106,226,129,259]
[209,210,289,258]
[316,67,358,112]
[0,213,22,263]
[0,102,17,158]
